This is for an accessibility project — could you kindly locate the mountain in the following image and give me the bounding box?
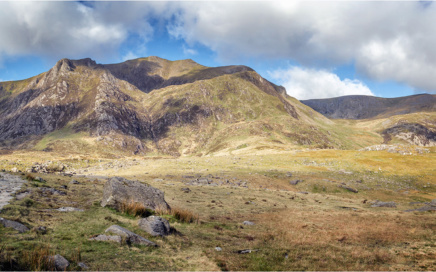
[301,95,436,147]
[0,57,346,156]
[301,94,436,120]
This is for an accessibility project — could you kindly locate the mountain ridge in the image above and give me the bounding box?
[0,56,342,156]
[301,94,436,120]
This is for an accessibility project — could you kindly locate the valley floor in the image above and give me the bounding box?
[0,148,435,271]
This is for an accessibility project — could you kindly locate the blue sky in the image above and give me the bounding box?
[0,1,433,100]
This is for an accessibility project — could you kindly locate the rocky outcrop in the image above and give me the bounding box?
[382,123,436,147]
[101,177,170,212]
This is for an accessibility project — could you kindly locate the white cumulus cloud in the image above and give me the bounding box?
[169,1,436,93]
[269,67,374,100]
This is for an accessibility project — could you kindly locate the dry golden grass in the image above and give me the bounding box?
[19,245,55,271]
[120,200,153,217]
[156,205,199,224]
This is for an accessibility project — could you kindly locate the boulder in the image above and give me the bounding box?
[290,179,303,185]
[243,221,255,226]
[89,234,122,244]
[339,185,358,193]
[48,254,69,271]
[105,225,157,246]
[0,217,29,233]
[371,200,397,208]
[138,216,171,237]
[101,177,170,211]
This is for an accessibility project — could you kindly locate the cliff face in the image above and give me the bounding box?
[1,57,333,155]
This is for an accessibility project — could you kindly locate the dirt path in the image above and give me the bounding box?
[0,173,26,210]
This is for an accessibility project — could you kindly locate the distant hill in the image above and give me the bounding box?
[301,94,436,120]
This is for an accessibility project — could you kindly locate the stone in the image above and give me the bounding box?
[138,216,171,237]
[35,177,45,182]
[11,167,18,173]
[339,185,358,193]
[105,225,157,246]
[215,247,222,251]
[101,177,170,212]
[70,179,80,185]
[49,254,69,271]
[289,179,303,185]
[181,187,191,193]
[371,200,397,208]
[33,226,47,235]
[40,187,66,196]
[55,207,84,212]
[78,262,89,270]
[0,217,29,233]
[285,172,293,177]
[89,234,122,244]
[243,221,255,226]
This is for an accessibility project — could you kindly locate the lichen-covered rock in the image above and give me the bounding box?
[138,216,171,237]
[0,217,29,233]
[101,177,170,211]
[105,225,157,246]
[48,254,69,271]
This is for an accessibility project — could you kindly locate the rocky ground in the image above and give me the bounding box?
[0,173,26,210]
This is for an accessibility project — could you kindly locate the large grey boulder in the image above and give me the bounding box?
[0,217,29,233]
[138,216,171,237]
[105,225,157,246]
[89,234,122,244]
[48,254,69,271]
[101,177,170,211]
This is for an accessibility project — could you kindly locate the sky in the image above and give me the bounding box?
[0,1,435,100]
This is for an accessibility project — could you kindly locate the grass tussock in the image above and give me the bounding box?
[19,245,55,271]
[120,200,153,217]
[156,206,198,223]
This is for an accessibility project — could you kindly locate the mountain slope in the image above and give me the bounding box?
[301,94,436,120]
[0,57,353,156]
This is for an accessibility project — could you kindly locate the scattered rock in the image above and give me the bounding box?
[101,177,170,212]
[11,167,19,173]
[55,207,84,212]
[89,234,122,244]
[289,179,303,185]
[35,177,45,182]
[32,226,47,235]
[0,217,29,233]
[78,262,89,270]
[181,187,191,193]
[138,216,171,237]
[285,172,293,177]
[236,249,259,254]
[40,187,67,196]
[243,221,255,226]
[338,185,358,193]
[371,200,397,208]
[49,254,69,271]
[215,247,222,252]
[298,191,309,194]
[70,179,80,185]
[105,225,157,246]
[15,190,31,200]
